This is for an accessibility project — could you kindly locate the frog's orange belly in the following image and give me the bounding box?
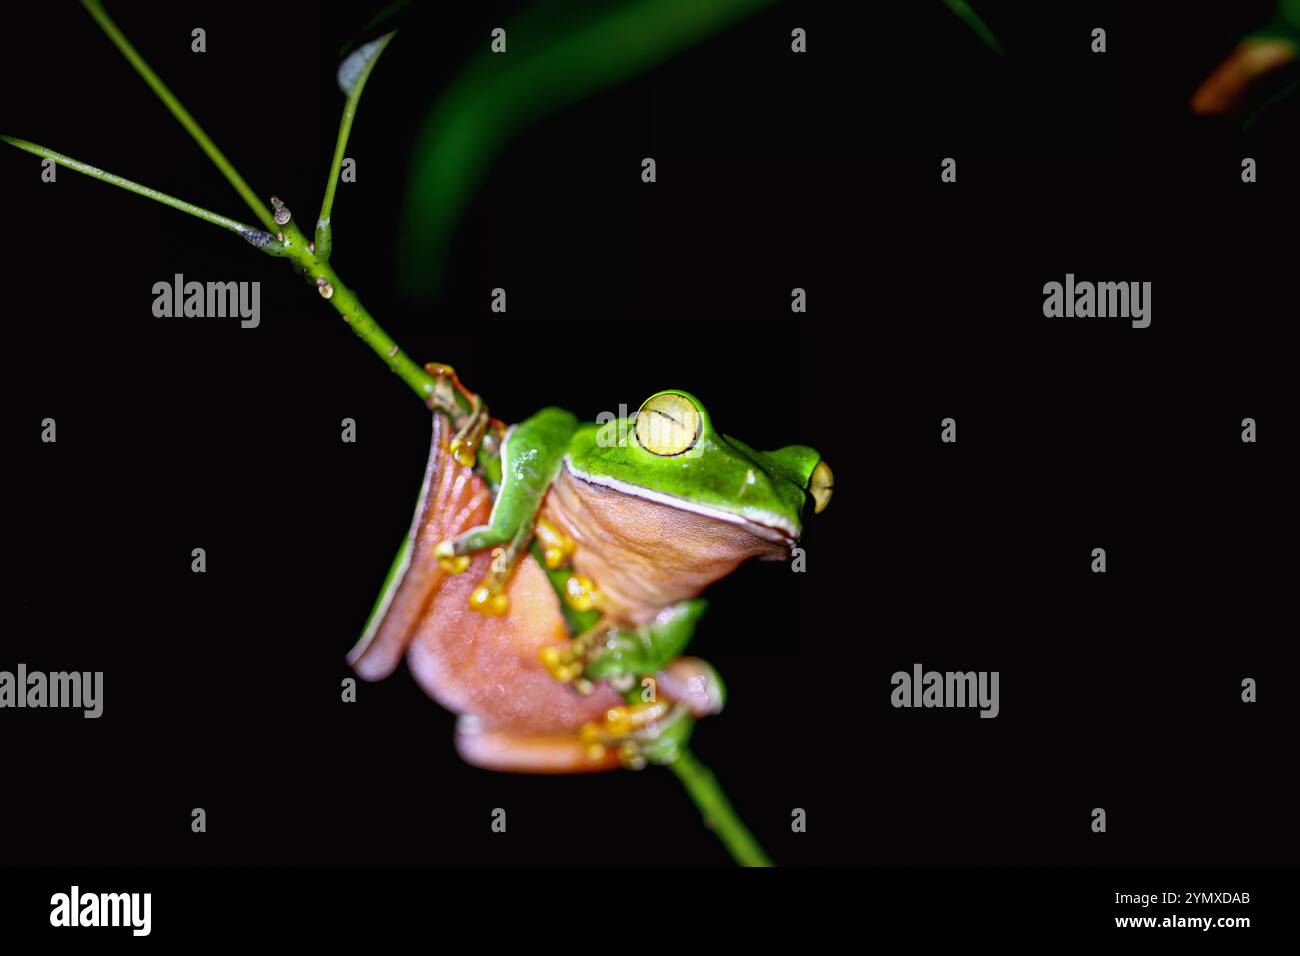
[406,548,622,734]
[411,551,623,773]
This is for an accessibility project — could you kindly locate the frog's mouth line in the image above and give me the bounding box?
[562,459,799,547]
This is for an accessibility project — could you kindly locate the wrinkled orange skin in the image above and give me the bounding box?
[541,467,787,627]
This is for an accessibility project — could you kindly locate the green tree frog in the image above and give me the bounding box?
[348,365,832,773]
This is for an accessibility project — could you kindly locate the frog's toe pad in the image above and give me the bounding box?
[562,574,601,612]
[535,517,577,569]
[435,540,470,574]
[469,584,509,616]
[449,436,478,469]
[454,716,620,773]
[539,644,584,683]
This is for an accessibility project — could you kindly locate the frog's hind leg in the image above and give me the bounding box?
[570,659,723,771]
[540,618,614,688]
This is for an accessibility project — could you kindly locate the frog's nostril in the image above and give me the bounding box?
[810,460,833,514]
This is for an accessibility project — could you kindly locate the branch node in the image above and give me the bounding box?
[271,195,292,225]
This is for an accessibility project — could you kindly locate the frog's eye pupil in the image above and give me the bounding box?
[635,393,701,456]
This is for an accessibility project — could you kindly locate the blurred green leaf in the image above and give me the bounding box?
[397,0,774,298]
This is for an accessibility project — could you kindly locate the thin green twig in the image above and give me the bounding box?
[66,1,442,407]
[0,136,283,253]
[317,32,396,260]
[298,252,443,404]
[79,0,280,233]
[669,748,773,867]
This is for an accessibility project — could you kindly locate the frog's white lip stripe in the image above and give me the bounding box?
[563,458,798,545]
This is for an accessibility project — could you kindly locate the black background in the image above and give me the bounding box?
[1,0,1295,895]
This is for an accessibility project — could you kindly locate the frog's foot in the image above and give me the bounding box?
[474,521,546,616]
[433,538,471,575]
[561,572,604,613]
[454,716,621,773]
[433,520,536,617]
[467,566,510,617]
[534,516,577,569]
[424,362,490,467]
[449,398,489,469]
[539,619,613,689]
[433,522,501,573]
[578,700,693,770]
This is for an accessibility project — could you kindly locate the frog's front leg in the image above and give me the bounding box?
[434,406,577,615]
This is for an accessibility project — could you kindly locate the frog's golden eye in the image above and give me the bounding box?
[635,393,701,456]
[810,460,833,513]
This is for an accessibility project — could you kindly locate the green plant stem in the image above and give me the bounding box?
[669,748,773,867]
[1,129,440,406]
[80,0,280,233]
[310,262,442,403]
[268,219,443,405]
[69,2,443,410]
[317,33,395,260]
[0,136,282,252]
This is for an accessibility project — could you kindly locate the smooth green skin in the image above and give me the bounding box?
[584,600,709,684]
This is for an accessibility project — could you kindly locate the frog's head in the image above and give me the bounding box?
[566,389,832,548]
